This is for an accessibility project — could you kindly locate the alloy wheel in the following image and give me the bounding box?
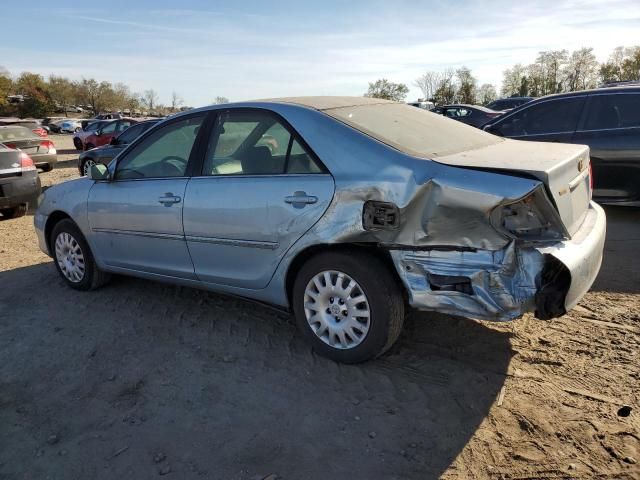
[54,232,86,283]
[303,270,371,349]
[82,159,97,176]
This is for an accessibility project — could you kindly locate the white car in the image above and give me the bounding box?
[58,119,83,133]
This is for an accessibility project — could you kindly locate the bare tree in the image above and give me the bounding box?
[477,84,498,106]
[413,71,442,102]
[171,91,184,111]
[432,68,456,104]
[141,89,159,111]
[212,96,229,104]
[564,47,598,91]
[501,64,527,96]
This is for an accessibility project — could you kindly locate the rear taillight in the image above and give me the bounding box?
[32,127,48,137]
[19,152,36,172]
[5,143,17,149]
[40,140,56,153]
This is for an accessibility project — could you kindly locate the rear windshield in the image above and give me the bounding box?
[324,103,501,158]
[0,126,35,142]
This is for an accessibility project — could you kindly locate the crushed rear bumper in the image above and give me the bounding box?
[391,201,606,321]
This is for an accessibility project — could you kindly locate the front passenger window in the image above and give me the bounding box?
[116,115,204,180]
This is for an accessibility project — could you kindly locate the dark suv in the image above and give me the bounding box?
[483,87,640,206]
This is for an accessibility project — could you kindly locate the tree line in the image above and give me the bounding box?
[365,45,640,105]
[0,67,231,118]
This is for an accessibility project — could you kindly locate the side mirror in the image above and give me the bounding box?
[89,163,110,181]
[95,130,102,136]
[110,137,118,146]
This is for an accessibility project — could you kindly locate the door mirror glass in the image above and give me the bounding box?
[110,136,118,146]
[89,163,110,181]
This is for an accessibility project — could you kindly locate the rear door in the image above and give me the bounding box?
[571,92,640,203]
[487,96,586,143]
[183,108,335,289]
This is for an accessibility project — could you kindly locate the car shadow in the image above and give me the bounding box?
[0,262,512,480]
[591,205,640,294]
[54,148,81,156]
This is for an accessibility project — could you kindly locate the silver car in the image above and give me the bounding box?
[34,97,606,363]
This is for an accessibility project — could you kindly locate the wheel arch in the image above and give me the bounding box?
[284,243,407,308]
[44,210,73,254]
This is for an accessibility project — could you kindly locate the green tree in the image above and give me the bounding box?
[456,66,477,104]
[364,79,409,102]
[0,66,12,109]
[48,75,76,116]
[14,72,54,117]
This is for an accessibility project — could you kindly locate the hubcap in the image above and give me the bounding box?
[303,270,371,350]
[83,159,96,176]
[54,232,86,283]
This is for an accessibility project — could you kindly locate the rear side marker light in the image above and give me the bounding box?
[40,140,56,154]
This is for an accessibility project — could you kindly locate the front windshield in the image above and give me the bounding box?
[324,103,501,158]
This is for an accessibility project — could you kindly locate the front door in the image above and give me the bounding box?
[88,113,207,279]
[183,109,335,289]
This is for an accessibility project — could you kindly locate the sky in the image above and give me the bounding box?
[2,0,639,107]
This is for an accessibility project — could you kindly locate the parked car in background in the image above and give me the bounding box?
[81,113,122,130]
[41,117,67,133]
[407,100,435,110]
[81,118,138,151]
[0,143,41,219]
[78,119,161,175]
[486,96,534,111]
[58,119,84,133]
[432,104,504,127]
[0,126,57,171]
[36,97,604,363]
[0,118,48,137]
[73,120,109,150]
[483,86,640,206]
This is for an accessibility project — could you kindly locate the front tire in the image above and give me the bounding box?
[40,163,53,172]
[51,219,110,291]
[292,250,405,363]
[81,158,96,176]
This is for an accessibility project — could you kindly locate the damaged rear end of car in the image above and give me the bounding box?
[293,99,606,324]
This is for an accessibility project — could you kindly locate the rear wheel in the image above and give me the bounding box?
[51,219,110,291]
[73,138,83,150]
[292,250,405,363]
[0,205,27,220]
[40,163,53,172]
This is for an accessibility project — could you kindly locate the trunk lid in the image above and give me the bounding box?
[434,139,591,237]
[0,148,24,178]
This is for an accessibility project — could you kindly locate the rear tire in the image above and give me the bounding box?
[292,250,405,363]
[0,204,27,220]
[40,163,53,172]
[50,219,110,291]
[73,138,83,150]
[81,159,97,176]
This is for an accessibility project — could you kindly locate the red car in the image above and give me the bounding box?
[82,118,137,150]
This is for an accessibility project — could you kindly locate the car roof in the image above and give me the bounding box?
[533,85,640,101]
[255,96,397,111]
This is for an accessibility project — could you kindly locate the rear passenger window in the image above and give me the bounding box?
[202,110,324,176]
[583,94,640,130]
[494,97,584,136]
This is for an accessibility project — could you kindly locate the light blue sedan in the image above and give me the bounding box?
[35,97,606,363]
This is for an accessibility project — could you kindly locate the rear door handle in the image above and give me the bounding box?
[158,193,181,205]
[285,191,318,208]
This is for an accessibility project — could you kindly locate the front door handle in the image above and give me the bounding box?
[285,191,318,208]
[158,193,181,206]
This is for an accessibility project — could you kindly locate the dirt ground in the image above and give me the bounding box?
[0,135,638,480]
